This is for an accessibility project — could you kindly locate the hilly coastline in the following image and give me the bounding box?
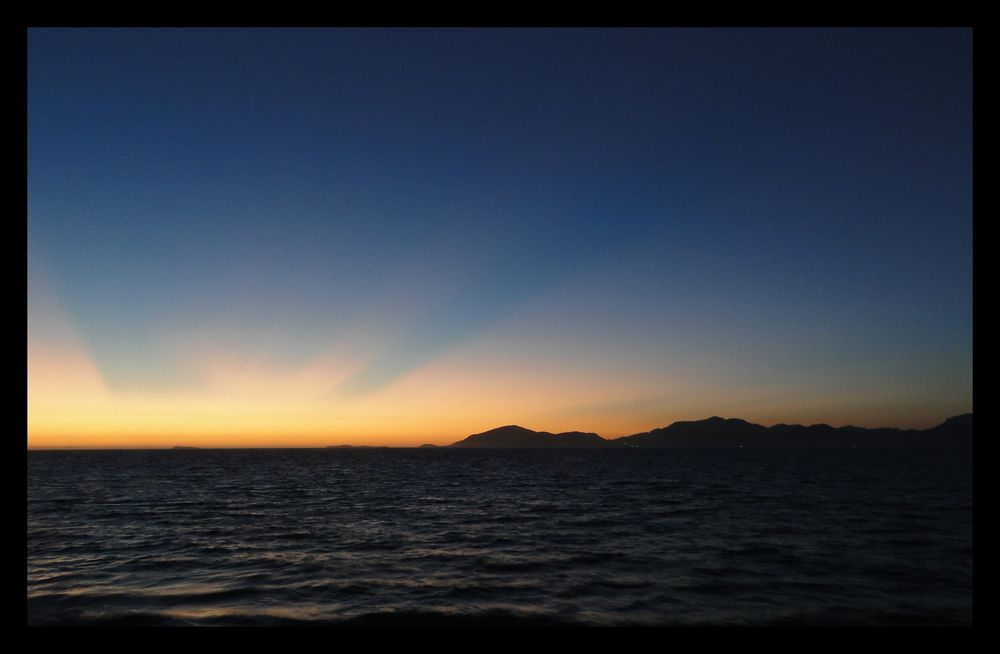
[451,425,608,449]
[447,414,972,449]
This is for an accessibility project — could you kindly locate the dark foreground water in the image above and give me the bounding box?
[27,449,973,626]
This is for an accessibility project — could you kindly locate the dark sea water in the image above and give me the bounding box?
[27,449,973,626]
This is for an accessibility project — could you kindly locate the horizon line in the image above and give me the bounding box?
[26,411,972,450]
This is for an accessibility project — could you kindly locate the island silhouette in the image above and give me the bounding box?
[447,414,972,449]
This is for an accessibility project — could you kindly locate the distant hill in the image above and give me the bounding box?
[618,417,766,448]
[450,425,608,448]
[616,414,973,448]
[448,415,972,449]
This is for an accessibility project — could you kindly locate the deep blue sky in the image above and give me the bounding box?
[27,28,972,440]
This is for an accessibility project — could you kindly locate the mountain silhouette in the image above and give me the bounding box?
[619,416,767,448]
[450,425,608,448]
[448,415,972,448]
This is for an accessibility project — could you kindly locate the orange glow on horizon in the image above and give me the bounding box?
[28,332,964,449]
[27,272,968,450]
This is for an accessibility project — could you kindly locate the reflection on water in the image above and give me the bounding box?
[28,449,972,625]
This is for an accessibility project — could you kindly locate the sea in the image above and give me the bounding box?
[26,448,973,626]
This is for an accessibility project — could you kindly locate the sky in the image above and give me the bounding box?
[27,28,973,448]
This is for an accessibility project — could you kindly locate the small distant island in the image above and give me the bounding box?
[326,445,390,449]
[447,414,972,449]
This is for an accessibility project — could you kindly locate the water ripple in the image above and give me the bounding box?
[28,449,972,626]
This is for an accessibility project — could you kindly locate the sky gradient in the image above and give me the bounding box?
[27,28,973,448]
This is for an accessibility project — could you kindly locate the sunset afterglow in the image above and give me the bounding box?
[28,29,972,448]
